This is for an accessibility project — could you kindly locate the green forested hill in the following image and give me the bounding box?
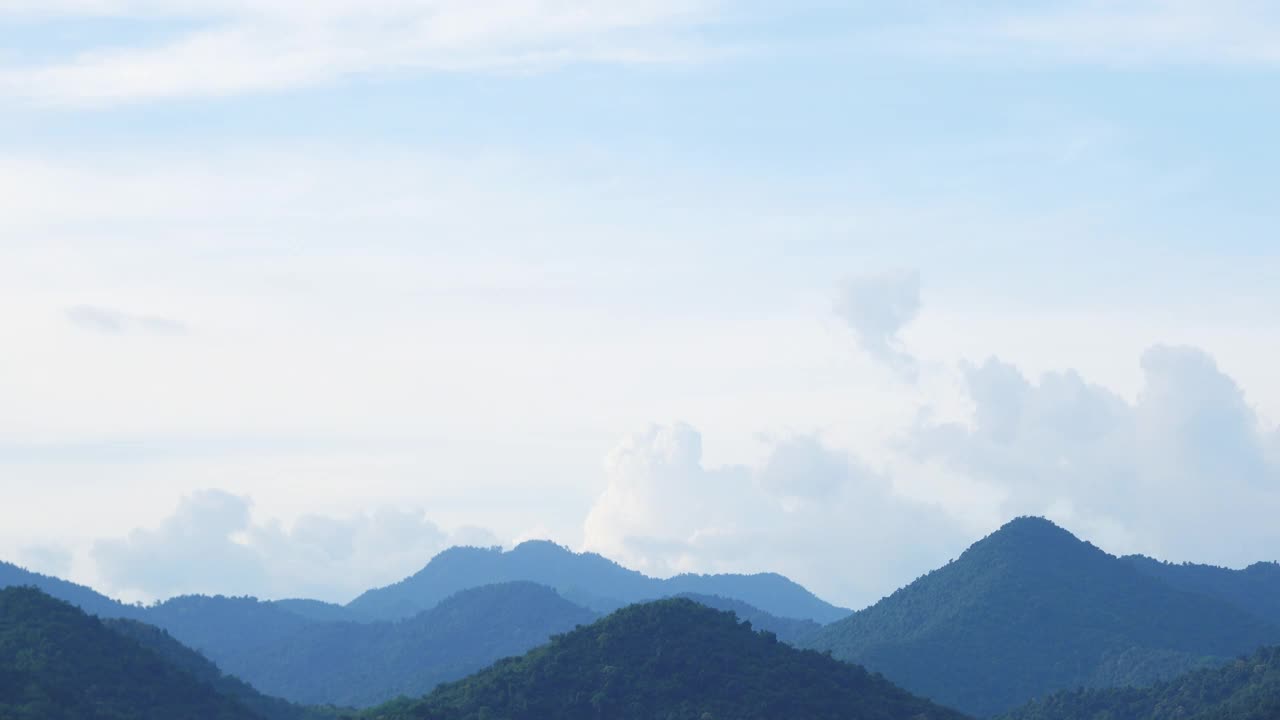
[1002,646,1280,720]
[0,586,257,720]
[364,598,970,720]
[802,517,1280,717]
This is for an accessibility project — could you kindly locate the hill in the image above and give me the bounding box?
[347,540,848,623]
[802,517,1280,717]
[363,598,970,720]
[0,585,257,720]
[228,582,599,707]
[1002,645,1280,720]
[1121,555,1280,627]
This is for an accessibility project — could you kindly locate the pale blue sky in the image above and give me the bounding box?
[2,1,1279,608]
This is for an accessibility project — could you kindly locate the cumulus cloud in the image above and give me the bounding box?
[908,345,1280,564]
[583,423,965,608]
[66,305,187,335]
[94,490,268,598]
[92,489,500,602]
[834,270,921,380]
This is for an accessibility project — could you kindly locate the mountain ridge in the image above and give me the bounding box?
[347,539,850,624]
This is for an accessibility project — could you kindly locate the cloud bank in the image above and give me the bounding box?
[92,489,499,602]
[907,344,1280,565]
[582,423,966,607]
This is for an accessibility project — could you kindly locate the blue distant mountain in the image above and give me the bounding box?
[346,539,850,624]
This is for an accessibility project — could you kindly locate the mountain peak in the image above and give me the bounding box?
[962,515,1107,569]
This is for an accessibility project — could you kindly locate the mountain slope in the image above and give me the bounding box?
[1002,646,1280,720]
[365,598,970,720]
[230,582,599,708]
[0,560,338,670]
[803,517,1280,717]
[0,586,257,720]
[0,560,142,620]
[1121,555,1280,627]
[347,540,848,623]
[104,617,342,720]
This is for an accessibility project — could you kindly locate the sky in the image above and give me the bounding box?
[2,0,1279,609]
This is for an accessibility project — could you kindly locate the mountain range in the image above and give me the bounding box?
[5,516,1280,719]
[0,553,825,707]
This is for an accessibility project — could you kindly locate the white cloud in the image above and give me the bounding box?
[907,344,1280,564]
[582,423,967,608]
[0,0,721,105]
[833,270,921,381]
[90,489,501,602]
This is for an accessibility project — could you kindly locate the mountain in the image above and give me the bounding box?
[802,517,1280,718]
[1121,555,1280,626]
[363,598,971,720]
[227,582,599,708]
[347,540,849,623]
[0,585,256,719]
[1002,645,1280,720]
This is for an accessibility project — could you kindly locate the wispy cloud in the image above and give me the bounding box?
[66,305,187,335]
[0,0,722,105]
[834,270,921,382]
[883,0,1280,68]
